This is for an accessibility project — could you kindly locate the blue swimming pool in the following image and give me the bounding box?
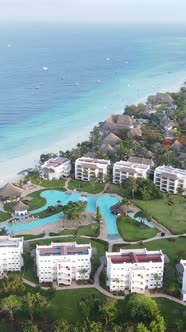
[5,191,121,237]
[128,212,154,228]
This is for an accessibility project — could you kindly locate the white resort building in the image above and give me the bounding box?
[113,160,150,184]
[36,241,92,285]
[75,157,110,182]
[106,249,164,293]
[176,259,186,302]
[0,236,24,275]
[40,157,71,180]
[154,166,186,194]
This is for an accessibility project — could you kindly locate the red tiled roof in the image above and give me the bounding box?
[110,253,162,264]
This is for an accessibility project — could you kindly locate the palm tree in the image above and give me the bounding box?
[115,278,121,292]
[177,186,185,203]
[128,177,137,199]
[153,273,160,289]
[78,268,88,281]
[0,227,8,235]
[165,194,175,215]
[1,295,22,320]
[122,198,131,216]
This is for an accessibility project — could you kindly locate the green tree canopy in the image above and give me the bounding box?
[126,294,160,325]
[61,201,86,221]
[22,292,48,321]
[1,294,22,320]
[98,298,118,328]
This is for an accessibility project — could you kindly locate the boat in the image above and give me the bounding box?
[96,80,102,84]
[42,66,48,71]
[74,82,80,86]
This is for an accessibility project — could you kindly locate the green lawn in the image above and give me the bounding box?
[28,190,47,210]
[117,216,158,241]
[49,222,100,237]
[68,179,104,194]
[106,184,125,197]
[133,196,186,234]
[49,288,105,322]
[14,233,45,240]
[32,206,63,218]
[0,211,11,222]
[155,298,186,330]
[27,174,66,188]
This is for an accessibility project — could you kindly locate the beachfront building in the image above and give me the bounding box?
[40,157,71,180]
[13,201,29,217]
[154,166,186,194]
[0,236,24,276]
[106,249,164,293]
[36,241,92,285]
[176,259,186,302]
[113,160,150,184]
[75,157,110,182]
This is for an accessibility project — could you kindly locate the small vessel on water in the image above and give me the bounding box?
[74,82,80,86]
[96,80,102,84]
[42,66,48,71]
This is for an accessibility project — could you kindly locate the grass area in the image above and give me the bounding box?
[27,174,66,188]
[68,179,104,194]
[113,237,186,296]
[49,222,100,237]
[117,216,158,241]
[106,184,125,197]
[28,190,47,210]
[24,237,108,283]
[32,206,64,218]
[49,288,105,322]
[0,210,11,222]
[155,298,186,330]
[14,233,45,240]
[133,195,186,234]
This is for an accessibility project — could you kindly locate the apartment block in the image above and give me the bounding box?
[154,166,186,194]
[176,259,186,302]
[40,157,71,180]
[106,248,164,293]
[36,241,92,285]
[113,160,150,184]
[75,157,110,182]
[0,235,24,275]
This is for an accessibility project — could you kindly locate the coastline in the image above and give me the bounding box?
[0,76,185,186]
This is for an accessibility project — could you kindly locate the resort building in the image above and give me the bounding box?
[113,160,150,184]
[75,157,110,182]
[106,249,164,293]
[154,166,186,194]
[36,241,92,285]
[40,157,71,180]
[176,259,186,302]
[0,236,24,276]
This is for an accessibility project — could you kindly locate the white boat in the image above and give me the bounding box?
[42,66,48,71]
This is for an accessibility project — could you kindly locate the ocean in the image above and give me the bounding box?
[0,23,186,183]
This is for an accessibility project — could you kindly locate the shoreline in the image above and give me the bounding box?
[0,76,185,186]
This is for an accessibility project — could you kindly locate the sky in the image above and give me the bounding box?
[0,0,186,24]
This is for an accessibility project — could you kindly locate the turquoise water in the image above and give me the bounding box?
[128,212,154,228]
[5,191,120,237]
[0,24,186,181]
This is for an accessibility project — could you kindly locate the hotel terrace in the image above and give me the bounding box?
[40,157,71,180]
[106,249,164,294]
[176,259,186,302]
[0,236,24,276]
[154,166,186,194]
[113,160,150,184]
[36,241,92,285]
[75,157,110,182]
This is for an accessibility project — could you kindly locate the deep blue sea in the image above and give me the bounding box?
[0,23,186,182]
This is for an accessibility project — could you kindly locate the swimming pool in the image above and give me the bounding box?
[5,191,121,237]
[128,212,154,228]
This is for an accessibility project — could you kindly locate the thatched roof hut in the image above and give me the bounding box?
[110,202,127,215]
[0,183,24,198]
[100,132,122,145]
[13,201,29,212]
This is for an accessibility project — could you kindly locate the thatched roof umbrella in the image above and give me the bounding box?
[22,196,33,203]
[110,202,127,216]
[13,201,29,212]
[0,183,24,198]
[13,201,29,216]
